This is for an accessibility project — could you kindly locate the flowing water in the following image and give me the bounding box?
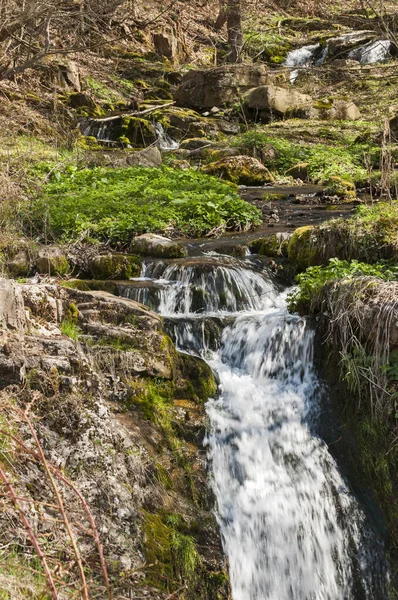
[121,255,389,599]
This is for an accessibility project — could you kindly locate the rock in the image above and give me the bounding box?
[0,279,25,331]
[389,113,398,142]
[315,99,361,121]
[166,159,191,170]
[58,61,81,91]
[324,176,356,199]
[211,107,220,114]
[6,251,30,278]
[217,119,240,135]
[201,155,274,185]
[244,85,313,121]
[286,163,309,180]
[154,107,218,140]
[250,233,291,258]
[126,146,162,167]
[130,234,188,259]
[35,246,70,276]
[287,226,320,270]
[179,138,218,151]
[153,23,189,64]
[87,254,141,280]
[175,64,285,109]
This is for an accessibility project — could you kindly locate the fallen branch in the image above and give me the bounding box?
[82,101,175,124]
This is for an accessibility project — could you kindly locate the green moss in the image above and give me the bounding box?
[324,176,356,199]
[88,254,141,280]
[118,116,156,146]
[60,319,81,341]
[61,280,91,291]
[250,234,289,257]
[287,226,319,271]
[175,354,217,403]
[143,511,200,592]
[202,157,274,185]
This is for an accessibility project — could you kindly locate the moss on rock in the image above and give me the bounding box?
[201,155,275,185]
[287,226,320,271]
[175,353,217,404]
[250,234,289,258]
[87,254,141,280]
[324,176,356,200]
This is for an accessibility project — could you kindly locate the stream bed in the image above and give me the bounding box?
[121,254,390,599]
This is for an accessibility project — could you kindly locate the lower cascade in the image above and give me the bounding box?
[123,255,389,599]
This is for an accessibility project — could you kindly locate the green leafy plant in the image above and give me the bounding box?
[288,258,398,313]
[24,166,261,244]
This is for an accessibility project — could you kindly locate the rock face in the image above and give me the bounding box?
[130,234,188,258]
[153,22,189,64]
[175,64,285,109]
[244,85,313,120]
[201,155,275,185]
[0,279,229,598]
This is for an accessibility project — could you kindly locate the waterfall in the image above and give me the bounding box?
[285,33,392,82]
[79,116,179,150]
[120,254,389,599]
[154,122,179,150]
[349,39,392,64]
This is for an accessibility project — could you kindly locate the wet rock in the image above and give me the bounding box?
[130,234,187,259]
[201,155,274,185]
[175,64,284,109]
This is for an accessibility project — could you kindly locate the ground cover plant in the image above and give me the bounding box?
[24,166,261,244]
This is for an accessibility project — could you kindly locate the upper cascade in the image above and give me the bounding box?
[128,256,285,316]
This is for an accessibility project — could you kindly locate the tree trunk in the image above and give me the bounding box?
[214,0,226,31]
[226,0,242,63]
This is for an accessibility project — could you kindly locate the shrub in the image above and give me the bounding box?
[24,166,261,244]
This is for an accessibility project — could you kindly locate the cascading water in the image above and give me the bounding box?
[349,39,392,64]
[120,255,389,599]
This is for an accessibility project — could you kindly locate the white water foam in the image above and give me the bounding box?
[121,256,388,599]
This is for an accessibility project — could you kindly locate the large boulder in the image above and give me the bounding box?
[130,234,188,259]
[175,64,286,109]
[201,155,274,185]
[244,85,313,120]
